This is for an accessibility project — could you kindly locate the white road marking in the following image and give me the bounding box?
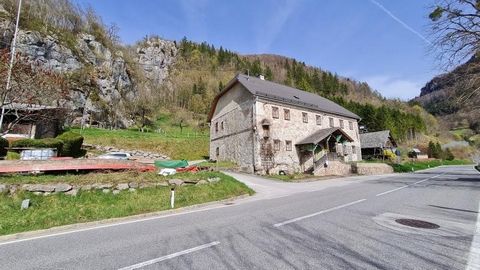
[0,204,231,247]
[466,202,480,270]
[117,241,220,270]
[375,185,409,197]
[376,173,445,197]
[274,199,366,227]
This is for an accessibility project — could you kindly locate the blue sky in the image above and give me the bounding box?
[74,0,440,100]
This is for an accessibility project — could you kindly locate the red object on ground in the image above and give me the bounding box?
[176,166,199,173]
[0,159,156,174]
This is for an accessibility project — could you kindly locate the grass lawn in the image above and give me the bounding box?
[72,127,209,160]
[391,159,474,173]
[0,171,253,236]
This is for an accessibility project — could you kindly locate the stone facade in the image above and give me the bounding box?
[209,84,255,172]
[209,81,362,175]
[353,163,394,175]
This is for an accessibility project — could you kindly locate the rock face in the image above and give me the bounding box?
[136,37,177,84]
[415,55,480,130]
[16,30,82,72]
[0,15,178,128]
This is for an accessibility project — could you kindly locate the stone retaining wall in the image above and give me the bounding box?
[0,177,220,196]
[353,163,394,175]
[314,161,352,176]
[84,144,170,160]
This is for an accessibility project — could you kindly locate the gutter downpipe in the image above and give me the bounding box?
[252,96,258,173]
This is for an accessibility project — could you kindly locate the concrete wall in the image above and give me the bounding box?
[209,84,255,172]
[253,98,361,174]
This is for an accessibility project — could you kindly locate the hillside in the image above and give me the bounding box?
[414,54,480,133]
[0,0,433,144]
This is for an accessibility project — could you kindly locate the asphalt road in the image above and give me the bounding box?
[1,165,479,269]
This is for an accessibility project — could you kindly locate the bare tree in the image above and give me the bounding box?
[429,0,480,67]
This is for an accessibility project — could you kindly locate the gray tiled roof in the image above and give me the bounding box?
[296,127,354,145]
[359,130,395,148]
[236,74,360,120]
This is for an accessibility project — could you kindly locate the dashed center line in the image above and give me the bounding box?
[117,241,220,270]
[376,173,445,197]
[375,185,409,196]
[274,199,367,227]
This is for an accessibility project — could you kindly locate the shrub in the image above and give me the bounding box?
[383,149,397,162]
[11,138,63,153]
[5,151,20,160]
[0,137,8,157]
[56,131,84,157]
[445,148,455,161]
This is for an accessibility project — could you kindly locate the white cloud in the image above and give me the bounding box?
[256,0,299,52]
[363,75,424,100]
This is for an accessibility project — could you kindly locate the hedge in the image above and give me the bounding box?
[11,138,63,153]
[0,137,8,157]
[56,131,84,157]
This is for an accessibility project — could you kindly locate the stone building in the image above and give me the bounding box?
[208,74,362,175]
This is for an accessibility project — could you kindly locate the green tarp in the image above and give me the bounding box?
[154,159,188,168]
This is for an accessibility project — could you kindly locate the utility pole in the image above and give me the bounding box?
[0,0,22,133]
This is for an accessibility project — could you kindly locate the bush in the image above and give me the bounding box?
[11,138,63,153]
[0,137,8,157]
[445,148,455,161]
[383,149,397,162]
[5,151,20,160]
[56,131,84,157]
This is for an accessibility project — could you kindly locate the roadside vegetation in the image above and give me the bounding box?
[0,171,253,236]
[391,159,473,173]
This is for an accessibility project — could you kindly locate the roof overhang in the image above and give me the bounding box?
[295,127,354,146]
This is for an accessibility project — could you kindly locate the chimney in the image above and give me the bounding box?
[259,75,265,80]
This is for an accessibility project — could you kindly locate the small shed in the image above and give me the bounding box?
[359,130,397,159]
[0,103,64,139]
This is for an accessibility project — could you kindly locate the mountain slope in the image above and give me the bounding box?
[415,54,480,132]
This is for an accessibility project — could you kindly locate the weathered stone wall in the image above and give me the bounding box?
[209,84,255,172]
[313,161,352,176]
[0,177,218,196]
[353,163,394,175]
[84,144,169,160]
[253,98,361,174]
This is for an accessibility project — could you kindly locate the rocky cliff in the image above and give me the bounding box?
[0,6,178,128]
[414,55,480,131]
